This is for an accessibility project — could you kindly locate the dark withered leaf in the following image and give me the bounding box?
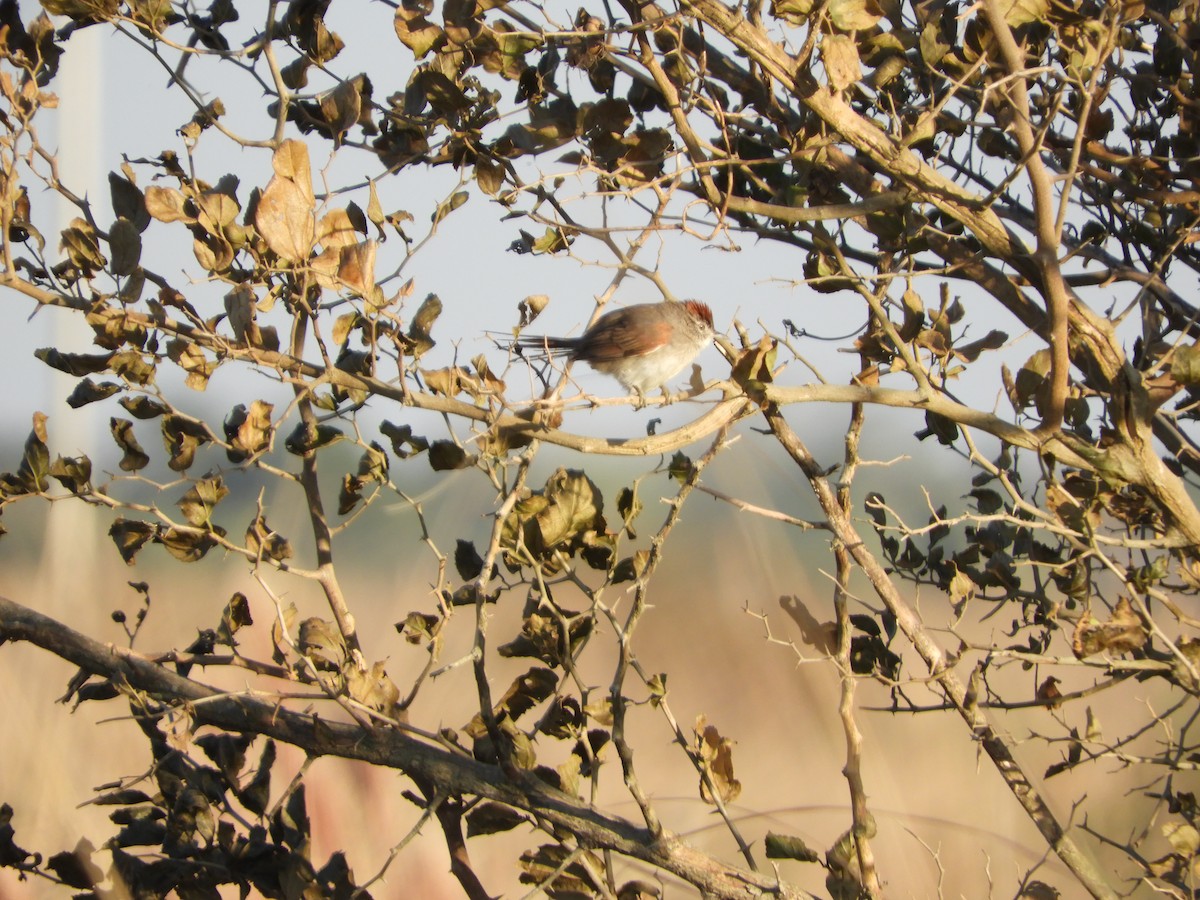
[162,414,209,471]
[47,841,104,889]
[538,695,584,739]
[109,171,151,232]
[428,440,474,470]
[177,477,229,527]
[34,348,113,376]
[271,783,310,852]
[112,815,167,849]
[454,539,485,580]
[315,850,365,898]
[465,667,559,738]
[217,591,253,645]
[109,518,157,564]
[407,293,441,341]
[109,350,155,385]
[380,420,429,458]
[396,611,442,644]
[616,484,641,536]
[110,418,150,471]
[298,618,346,671]
[498,608,593,666]
[764,831,820,862]
[245,515,292,563]
[48,454,91,493]
[285,421,344,454]
[4,414,52,495]
[224,400,274,461]
[119,395,168,419]
[158,527,218,562]
[67,378,121,408]
[518,844,599,895]
[237,740,275,816]
[466,802,525,837]
[74,682,120,704]
[91,790,154,806]
[195,733,252,783]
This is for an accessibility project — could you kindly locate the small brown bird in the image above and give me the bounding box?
[515,300,714,398]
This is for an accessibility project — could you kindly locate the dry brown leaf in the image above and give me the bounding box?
[822,34,862,91]
[317,207,358,251]
[224,283,262,345]
[1072,597,1146,659]
[144,185,191,223]
[336,240,377,296]
[270,138,313,188]
[1036,675,1063,708]
[695,715,742,805]
[255,140,316,262]
[255,176,314,262]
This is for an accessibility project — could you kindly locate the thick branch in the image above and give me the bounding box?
[678,0,1033,267]
[0,594,810,900]
[834,398,882,897]
[291,311,361,656]
[980,0,1070,434]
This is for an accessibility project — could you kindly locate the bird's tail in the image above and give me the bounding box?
[512,335,577,358]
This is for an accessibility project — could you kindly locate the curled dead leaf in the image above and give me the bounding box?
[1036,675,1063,708]
[694,715,741,805]
[1072,597,1146,659]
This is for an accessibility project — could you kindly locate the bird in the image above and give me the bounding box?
[514,300,714,402]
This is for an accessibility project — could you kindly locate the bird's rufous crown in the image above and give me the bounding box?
[682,300,714,328]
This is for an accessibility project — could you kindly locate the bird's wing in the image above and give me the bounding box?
[576,309,669,361]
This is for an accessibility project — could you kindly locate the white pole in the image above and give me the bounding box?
[42,24,106,612]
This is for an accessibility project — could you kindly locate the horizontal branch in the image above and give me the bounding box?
[764,381,1039,445]
[678,179,910,224]
[2,274,757,457]
[762,382,1200,547]
[10,272,1200,543]
[0,594,810,900]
